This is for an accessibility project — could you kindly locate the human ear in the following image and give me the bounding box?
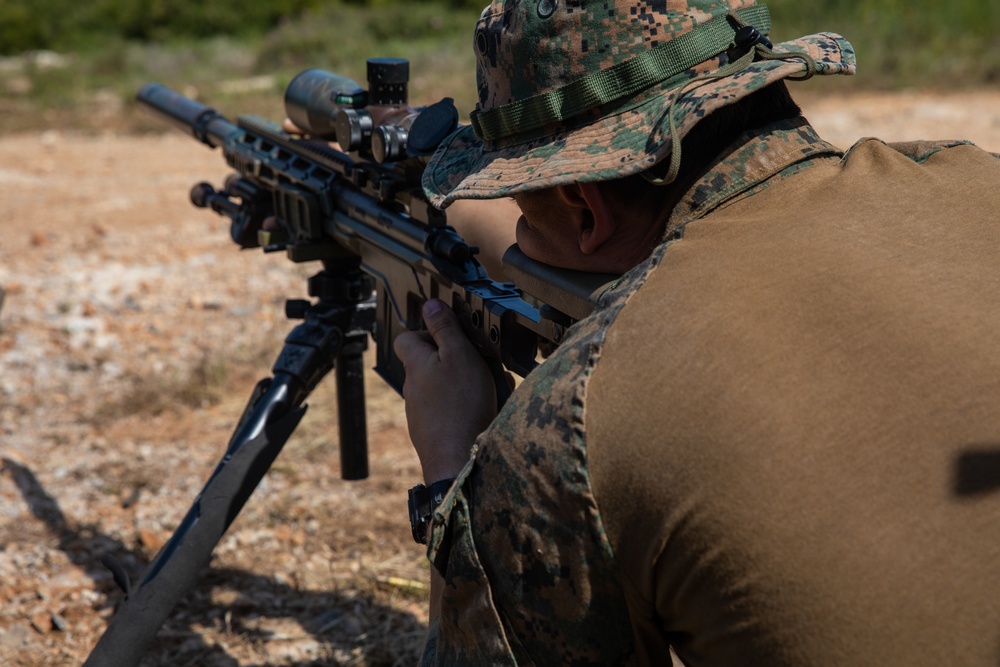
[570,182,616,255]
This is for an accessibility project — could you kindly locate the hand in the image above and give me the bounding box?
[394,299,497,483]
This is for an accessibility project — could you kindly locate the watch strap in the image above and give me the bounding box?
[408,478,455,544]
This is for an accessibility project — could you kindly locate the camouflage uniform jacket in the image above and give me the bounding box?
[421,117,1000,665]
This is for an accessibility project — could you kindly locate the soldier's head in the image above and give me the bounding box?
[423,0,854,271]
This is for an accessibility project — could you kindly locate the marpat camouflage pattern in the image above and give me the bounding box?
[422,0,855,206]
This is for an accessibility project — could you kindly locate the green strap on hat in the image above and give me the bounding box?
[647,12,817,186]
[470,5,773,142]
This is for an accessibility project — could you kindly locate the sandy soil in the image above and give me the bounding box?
[1,90,999,666]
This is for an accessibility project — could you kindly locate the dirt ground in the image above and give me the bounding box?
[2,90,1000,666]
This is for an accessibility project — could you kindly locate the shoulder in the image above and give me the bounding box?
[491,248,666,444]
[844,136,1000,164]
[882,138,977,163]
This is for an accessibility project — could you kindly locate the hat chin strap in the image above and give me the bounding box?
[644,13,818,186]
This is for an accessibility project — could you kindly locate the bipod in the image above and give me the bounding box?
[85,260,376,666]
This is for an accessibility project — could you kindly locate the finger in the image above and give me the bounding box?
[421,299,471,353]
[393,329,436,367]
[282,118,305,134]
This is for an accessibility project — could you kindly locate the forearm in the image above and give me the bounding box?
[395,299,502,658]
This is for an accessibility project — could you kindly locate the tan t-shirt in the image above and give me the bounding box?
[589,138,1000,665]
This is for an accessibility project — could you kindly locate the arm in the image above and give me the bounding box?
[394,299,497,633]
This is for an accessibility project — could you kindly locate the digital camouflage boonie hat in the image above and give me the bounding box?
[422,0,855,207]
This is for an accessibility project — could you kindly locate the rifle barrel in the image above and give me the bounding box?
[136,83,241,148]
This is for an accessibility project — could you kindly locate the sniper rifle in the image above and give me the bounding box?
[84,57,616,665]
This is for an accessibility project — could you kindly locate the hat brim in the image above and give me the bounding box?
[422,32,855,208]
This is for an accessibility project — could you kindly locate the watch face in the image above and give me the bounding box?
[408,480,454,545]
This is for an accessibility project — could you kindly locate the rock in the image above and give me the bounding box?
[30,610,51,633]
[50,612,68,632]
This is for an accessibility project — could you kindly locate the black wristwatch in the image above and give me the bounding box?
[408,478,455,544]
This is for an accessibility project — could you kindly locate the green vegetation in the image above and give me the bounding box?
[0,1,997,134]
[0,2,482,133]
[0,0,482,54]
[769,0,1000,88]
[0,0,314,53]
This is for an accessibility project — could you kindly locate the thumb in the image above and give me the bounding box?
[421,299,468,352]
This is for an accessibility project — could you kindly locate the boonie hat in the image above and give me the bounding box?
[422,0,855,207]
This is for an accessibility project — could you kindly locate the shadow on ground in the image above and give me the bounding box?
[2,457,426,666]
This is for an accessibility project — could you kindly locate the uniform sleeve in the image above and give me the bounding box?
[419,453,519,666]
[421,312,635,665]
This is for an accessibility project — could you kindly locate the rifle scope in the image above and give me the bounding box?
[285,59,406,136]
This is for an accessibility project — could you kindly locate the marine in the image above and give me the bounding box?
[393,1,1000,664]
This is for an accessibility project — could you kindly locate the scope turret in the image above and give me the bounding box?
[367,58,409,106]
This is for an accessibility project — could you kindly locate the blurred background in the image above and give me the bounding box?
[1,0,999,133]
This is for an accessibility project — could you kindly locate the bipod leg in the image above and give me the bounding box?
[336,332,370,480]
[85,302,358,666]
